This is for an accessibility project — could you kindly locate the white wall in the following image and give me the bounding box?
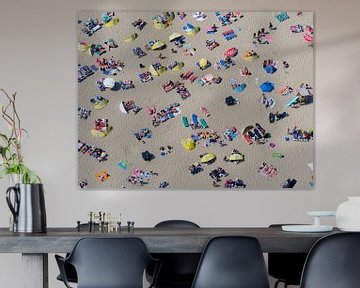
[0,0,360,287]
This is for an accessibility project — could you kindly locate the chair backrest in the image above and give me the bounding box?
[268,224,308,285]
[300,232,360,288]
[153,220,200,279]
[155,220,200,228]
[191,236,270,288]
[67,237,153,288]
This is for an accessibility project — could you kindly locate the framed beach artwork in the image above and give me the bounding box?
[77,11,314,190]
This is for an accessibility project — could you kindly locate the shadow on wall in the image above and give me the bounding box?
[316,31,360,47]
[280,31,360,58]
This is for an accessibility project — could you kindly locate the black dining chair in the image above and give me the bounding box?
[268,224,308,288]
[146,220,201,288]
[191,236,270,288]
[56,262,77,284]
[56,223,99,284]
[300,232,360,288]
[55,237,160,288]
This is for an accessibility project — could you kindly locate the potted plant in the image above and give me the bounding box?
[0,89,41,183]
[0,89,46,233]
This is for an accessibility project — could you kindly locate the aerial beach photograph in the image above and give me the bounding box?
[77,11,314,190]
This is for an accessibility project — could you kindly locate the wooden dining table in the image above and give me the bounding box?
[0,227,339,288]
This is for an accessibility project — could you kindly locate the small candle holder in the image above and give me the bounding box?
[77,221,81,232]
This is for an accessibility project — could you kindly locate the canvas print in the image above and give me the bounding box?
[77,11,314,190]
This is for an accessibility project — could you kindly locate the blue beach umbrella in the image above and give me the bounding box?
[234,83,246,93]
[264,65,277,74]
[191,114,199,125]
[259,81,275,93]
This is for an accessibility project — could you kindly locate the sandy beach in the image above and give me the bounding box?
[77,11,313,190]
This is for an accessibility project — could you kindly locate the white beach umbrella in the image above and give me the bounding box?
[119,102,129,114]
[103,78,116,88]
